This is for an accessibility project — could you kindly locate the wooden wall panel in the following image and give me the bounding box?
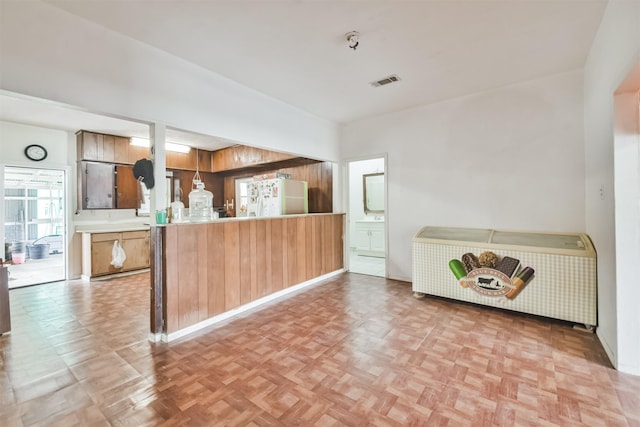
[285,218,297,288]
[221,161,333,217]
[164,226,179,333]
[239,220,252,305]
[270,219,284,292]
[333,214,344,272]
[177,225,200,330]
[311,216,322,278]
[197,224,209,321]
[255,220,267,298]
[265,220,273,296]
[157,214,344,336]
[224,222,241,310]
[296,218,307,284]
[207,222,226,316]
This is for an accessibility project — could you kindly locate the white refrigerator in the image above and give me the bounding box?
[246,178,308,217]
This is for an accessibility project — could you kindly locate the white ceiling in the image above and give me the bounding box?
[1,0,608,146]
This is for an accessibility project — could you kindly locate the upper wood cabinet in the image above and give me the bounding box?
[212,145,295,172]
[77,130,131,163]
[115,164,140,209]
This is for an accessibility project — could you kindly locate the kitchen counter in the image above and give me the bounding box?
[75,222,150,233]
[150,213,345,341]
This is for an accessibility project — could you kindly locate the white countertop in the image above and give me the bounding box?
[75,222,150,233]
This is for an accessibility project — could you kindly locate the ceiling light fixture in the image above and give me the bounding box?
[345,31,359,51]
[130,137,191,154]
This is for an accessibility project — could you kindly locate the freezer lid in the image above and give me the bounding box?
[415,227,492,243]
[490,231,588,250]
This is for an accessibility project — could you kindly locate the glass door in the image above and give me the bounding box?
[3,167,66,288]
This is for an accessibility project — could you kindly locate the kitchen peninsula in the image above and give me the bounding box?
[150,213,344,341]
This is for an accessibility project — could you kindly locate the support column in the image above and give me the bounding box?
[150,123,167,224]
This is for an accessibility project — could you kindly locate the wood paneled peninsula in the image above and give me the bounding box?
[150,213,344,341]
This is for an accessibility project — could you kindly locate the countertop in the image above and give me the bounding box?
[75,222,150,233]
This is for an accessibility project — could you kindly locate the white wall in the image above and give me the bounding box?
[341,70,586,282]
[0,0,339,162]
[0,121,149,279]
[584,0,640,375]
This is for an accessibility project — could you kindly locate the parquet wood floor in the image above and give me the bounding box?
[1,272,639,426]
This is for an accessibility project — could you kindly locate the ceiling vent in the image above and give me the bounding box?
[370,74,401,87]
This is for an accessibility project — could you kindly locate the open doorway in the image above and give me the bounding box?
[347,157,386,277]
[3,166,66,288]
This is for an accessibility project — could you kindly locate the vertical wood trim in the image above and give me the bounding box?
[270,219,283,292]
[312,216,322,278]
[286,218,297,288]
[305,216,313,281]
[250,220,258,300]
[239,220,252,305]
[224,222,241,310]
[265,220,273,295]
[255,220,267,298]
[164,226,179,333]
[197,224,209,320]
[296,217,307,284]
[208,223,226,316]
[335,214,344,271]
[177,225,200,329]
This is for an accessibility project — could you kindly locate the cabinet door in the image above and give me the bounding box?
[121,231,150,271]
[82,162,115,209]
[102,135,115,162]
[354,226,371,251]
[115,165,140,209]
[114,136,130,163]
[77,131,100,161]
[91,233,122,276]
[369,228,385,254]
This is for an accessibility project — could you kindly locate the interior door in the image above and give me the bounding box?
[3,166,67,288]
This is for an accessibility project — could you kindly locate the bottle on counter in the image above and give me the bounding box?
[188,181,214,222]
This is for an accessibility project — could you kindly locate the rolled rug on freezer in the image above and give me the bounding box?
[449,259,469,288]
[505,267,535,299]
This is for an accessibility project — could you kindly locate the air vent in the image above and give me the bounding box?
[370,74,401,87]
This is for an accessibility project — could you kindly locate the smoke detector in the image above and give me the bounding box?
[370,74,401,87]
[345,31,359,50]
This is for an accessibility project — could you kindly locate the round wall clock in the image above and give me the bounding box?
[24,144,48,161]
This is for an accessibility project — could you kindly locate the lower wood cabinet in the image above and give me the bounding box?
[82,230,150,278]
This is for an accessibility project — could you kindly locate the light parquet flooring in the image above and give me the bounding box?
[1,272,639,426]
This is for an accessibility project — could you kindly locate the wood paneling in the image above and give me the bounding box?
[223,161,333,217]
[224,222,241,310]
[177,225,200,328]
[212,145,295,172]
[115,164,139,209]
[157,214,344,334]
[207,223,226,316]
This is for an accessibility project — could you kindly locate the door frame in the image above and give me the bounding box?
[343,154,388,276]
[1,164,69,286]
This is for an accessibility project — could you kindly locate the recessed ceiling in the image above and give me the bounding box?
[1,1,608,142]
[44,0,607,124]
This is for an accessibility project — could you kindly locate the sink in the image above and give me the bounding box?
[357,217,384,222]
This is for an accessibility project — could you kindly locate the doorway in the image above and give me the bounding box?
[347,157,386,277]
[3,166,66,288]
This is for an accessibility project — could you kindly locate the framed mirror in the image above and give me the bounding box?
[363,172,384,214]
